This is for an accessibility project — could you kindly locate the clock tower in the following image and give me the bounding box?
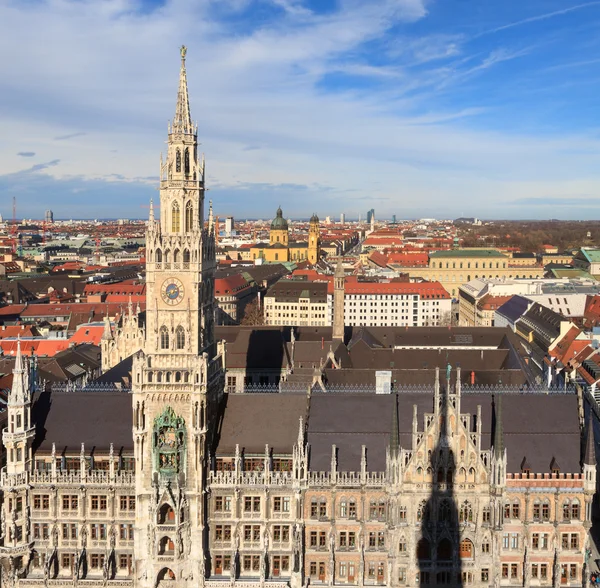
[131,46,223,587]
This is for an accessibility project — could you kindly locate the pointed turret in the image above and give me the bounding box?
[585,413,596,466]
[390,393,399,457]
[333,259,345,341]
[208,200,214,232]
[9,338,29,406]
[172,45,193,135]
[148,198,154,223]
[493,391,504,459]
[102,316,113,341]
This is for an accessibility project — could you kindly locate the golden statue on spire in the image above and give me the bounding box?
[180,45,187,63]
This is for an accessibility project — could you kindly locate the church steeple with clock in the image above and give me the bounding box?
[131,46,223,587]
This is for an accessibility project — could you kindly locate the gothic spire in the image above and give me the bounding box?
[493,391,504,458]
[172,45,193,135]
[10,338,28,405]
[390,393,399,456]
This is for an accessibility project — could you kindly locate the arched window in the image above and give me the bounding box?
[571,499,580,519]
[155,248,162,263]
[172,202,180,233]
[460,500,473,523]
[416,538,431,561]
[184,148,190,175]
[164,249,170,263]
[158,504,175,524]
[175,149,181,173]
[183,249,190,263]
[438,538,452,561]
[173,249,180,263]
[158,568,176,582]
[459,538,474,559]
[417,500,428,522]
[185,201,193,232]
[160,327,169,350]
[512,500,520,520]
[158,536,175,555]
[438,500,450,523]
[176,326,185,350]
[339,499,347,518]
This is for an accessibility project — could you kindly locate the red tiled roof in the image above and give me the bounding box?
[0,339,71,357]
[0,304,26,317]
[215,274,252,295]
[367,251,389,268]
[0,325,38,339]
[69,324,105,345]
[84,283,145,296]
[21,303,132,318]
[387,252,429,266]
[478,295,513,311]
[549,325,582,362]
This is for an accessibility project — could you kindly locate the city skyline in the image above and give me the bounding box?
[3,0,600,219]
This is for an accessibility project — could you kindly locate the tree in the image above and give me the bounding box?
[240,299,264,326]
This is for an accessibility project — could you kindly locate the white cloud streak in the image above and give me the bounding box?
[1,0,600,219]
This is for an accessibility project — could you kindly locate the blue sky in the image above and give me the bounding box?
[2,0,600,220]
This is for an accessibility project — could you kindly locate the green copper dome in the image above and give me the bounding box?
[271,206,289,230]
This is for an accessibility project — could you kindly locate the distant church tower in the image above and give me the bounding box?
[332,259,345,340]
[308,213,320,265]
[131,46,223,587]
[269,206,289,246]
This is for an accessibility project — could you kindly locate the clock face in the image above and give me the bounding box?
[161,278,184,305]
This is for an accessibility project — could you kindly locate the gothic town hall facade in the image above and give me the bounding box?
[0,48,598,588]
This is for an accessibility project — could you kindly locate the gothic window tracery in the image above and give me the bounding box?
[176,326,185,350]
[160,327,169,350]
[184,148,190,175]
[153,407,186,476]
[155,248,162,263]
[185,202,193,232]
[172,203,180,233]
[416,500,429,523]
[438,500,450,523]
[176,149,181,173]
[459,500,473,523]
[437,538,452,561]
[416,538,430,561]
[183,249,190,263]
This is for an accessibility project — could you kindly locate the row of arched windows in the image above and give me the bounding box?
[160,326,186,350]
[504,498,580,521]
[175,147,191,175]
[171,201,195,233]
[154,248,191,263]
[148,371,189,383]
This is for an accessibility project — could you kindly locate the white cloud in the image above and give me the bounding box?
[1,0,600,219]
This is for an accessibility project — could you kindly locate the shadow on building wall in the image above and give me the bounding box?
[417,376,465,587]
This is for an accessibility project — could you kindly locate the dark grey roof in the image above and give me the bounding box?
[215,393,308,454]
[307,391,582,475]
[266,281,328,302]
[32,389,133,453]
[496,295,530,324]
